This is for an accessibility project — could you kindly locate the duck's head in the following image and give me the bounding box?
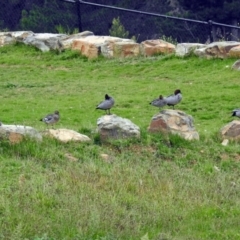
[159,95,164,99]
[105,94,110,100]
[174,89,181,95]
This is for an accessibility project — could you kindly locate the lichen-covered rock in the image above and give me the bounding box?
[43,128,91,143]
[148,109,199,140]
[97,114,140,141]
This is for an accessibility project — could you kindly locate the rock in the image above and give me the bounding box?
[232,59,240,70]
[140,39,176,56]
[61,31,94,49]
[175,43,206,57]
[220,120,240,140]
[23,33,68,52]
[113,42,140,58]
[0,31,33,47]
[97,114,140,141]
[221,139,229,146]
[0,124,42,143]
[229,45,240,58]
[194,41,240,59]
[43,128,91,143]
[0,33,15,47]
[72,35,136,58]
[148,109,199,140]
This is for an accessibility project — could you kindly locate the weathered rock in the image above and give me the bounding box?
[232,59,240,70]
[43,128,91,143]
[220,120,240,140]
[175,43,206,57]
[140,39,176,56]
[97,114,140,141]
[0,33,16,47]
[229,45,240,58]
[0,124,42,143]
[23,33,68,52]
[113,42,140,58]
[72,36,136,58]
[0,31,33,47]
[194,41,240,59]
[148,109,199,140]
[61,31,94,49]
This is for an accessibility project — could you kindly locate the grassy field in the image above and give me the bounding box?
[0,43,240,240]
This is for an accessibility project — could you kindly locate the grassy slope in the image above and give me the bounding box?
[0,43,240,239]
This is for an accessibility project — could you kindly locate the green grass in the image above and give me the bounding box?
[0,43,240,239]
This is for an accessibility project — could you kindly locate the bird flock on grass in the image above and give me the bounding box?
[39,88,240,128]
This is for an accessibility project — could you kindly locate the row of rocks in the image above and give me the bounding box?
[0,110,198,144]
[1,31,240,63]
[0,109,239,144]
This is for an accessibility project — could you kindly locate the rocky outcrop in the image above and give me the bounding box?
[0,123,42,143]
[43,128,91,143]
[232,60,240,70]
[97,114,140,141]
[194,41,240,59]
[1,31,240,59]
[175,43,206,57]
[220,120,240,140]
[140,39,175,56]
[148,110,199,140]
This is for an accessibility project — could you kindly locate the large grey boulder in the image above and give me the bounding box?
[0,123,42,143]
[148,109,199,140]
[97,114,140,141]
[43,128,91,143]
[194,41,240,59]
[175,43,206,57]
[23,33,68,52]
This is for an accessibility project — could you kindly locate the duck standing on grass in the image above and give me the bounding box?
[40,110,60,127]
[232,109,240,118]
[150,95,167,110]
[96,94,115,115]
[165,89,182,109]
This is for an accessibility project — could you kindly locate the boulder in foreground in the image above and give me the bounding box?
[220,120,240,140]
[148,109,199,140]
[43,128,91,143]
[0,123,42,143]
[97,114,140,141]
